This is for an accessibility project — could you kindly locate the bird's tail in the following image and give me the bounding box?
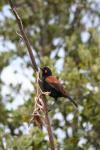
[67,96,78,108]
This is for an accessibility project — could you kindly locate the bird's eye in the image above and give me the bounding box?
[45,70,47,73]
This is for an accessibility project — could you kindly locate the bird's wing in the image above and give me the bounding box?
[45,76,67,96]
[46,76,60,84]
[46,76,78,108]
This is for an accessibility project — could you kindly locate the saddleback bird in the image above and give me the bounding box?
[40,66,78,108]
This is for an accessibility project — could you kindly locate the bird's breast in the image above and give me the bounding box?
[42,80,62,98]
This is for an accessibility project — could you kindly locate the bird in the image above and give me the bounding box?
[40,66,78,108]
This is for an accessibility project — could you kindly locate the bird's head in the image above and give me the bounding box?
[40,66,52,78]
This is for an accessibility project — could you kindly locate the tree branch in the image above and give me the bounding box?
[9,0,38,72]
[8,0,55,150]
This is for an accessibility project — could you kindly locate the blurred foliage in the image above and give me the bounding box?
[0,0,100,149]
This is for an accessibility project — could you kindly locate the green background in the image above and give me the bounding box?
[0,0,100,149]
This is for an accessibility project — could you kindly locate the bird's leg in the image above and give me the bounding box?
[40,89,51,96]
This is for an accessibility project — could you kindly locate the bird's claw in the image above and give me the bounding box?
[41,91,51,96]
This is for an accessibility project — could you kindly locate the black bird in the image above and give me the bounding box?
[40,66,78,108]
